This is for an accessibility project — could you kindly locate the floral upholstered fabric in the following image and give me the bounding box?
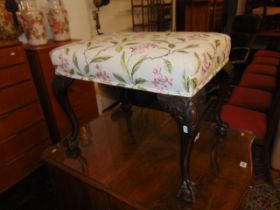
[50,32,231,97]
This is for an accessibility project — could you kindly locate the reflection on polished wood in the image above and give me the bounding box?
[43,106,254,210]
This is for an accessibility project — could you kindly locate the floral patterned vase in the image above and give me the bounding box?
[0,0,17,40]
[47,0,70,41]
[16,0,48,46]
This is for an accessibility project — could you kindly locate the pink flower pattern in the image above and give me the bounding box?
[130,43,159,55]
[51,32,231,97]
[58,53,70,73]
[201,52,211,73]
[95,64,112,84]
[152,66,173,92]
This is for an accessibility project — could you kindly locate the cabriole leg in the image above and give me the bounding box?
[157,93,203,203]
[53,75,80,155]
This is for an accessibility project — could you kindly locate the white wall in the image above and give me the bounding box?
[98,0,132,34]
[62,0,93,39]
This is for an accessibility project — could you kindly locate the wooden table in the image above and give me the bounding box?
[43,106,254,210]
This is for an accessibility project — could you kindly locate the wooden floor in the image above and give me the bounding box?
[43,105,255,210]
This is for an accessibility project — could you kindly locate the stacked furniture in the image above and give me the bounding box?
[221,49,280,175]
[0,41,51,193]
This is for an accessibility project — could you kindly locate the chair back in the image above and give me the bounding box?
[230,14,262,48]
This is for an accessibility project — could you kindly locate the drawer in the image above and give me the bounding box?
[0,46,25,68]
[0,140,51,193]
[0,81,38,115]
[0,64,31,88]
[0,121,50,163]
[0,102,44,141]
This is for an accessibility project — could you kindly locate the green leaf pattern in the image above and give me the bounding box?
[51,32,231,97]
[163,59,172,73]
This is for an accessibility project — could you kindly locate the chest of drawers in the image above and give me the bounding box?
[0,41,51,193]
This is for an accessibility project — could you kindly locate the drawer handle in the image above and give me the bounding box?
[10,52,16,56]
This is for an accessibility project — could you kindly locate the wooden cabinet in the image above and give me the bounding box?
[0,41,51,193]
[176,0,211,31]
[24,40,99,143]
[176,0,225,32]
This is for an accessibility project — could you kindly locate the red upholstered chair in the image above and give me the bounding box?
[228,87,273,113]
[239,74,277,92]
[245,63,279,77]
[252,56,280,66]
[255,50,280,58]
[221,104,267,145]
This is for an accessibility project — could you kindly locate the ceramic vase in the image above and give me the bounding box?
[0,0,17,40]
[47,0,70,41]
[16,0,48,46]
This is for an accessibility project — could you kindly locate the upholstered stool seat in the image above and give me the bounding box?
[228,87,273,113]
[50,32,230,98]
[245,63,278,77]
[239,74,277,92]
[255,50,280,58]
[252,56,280,66]
[221,104,267,144]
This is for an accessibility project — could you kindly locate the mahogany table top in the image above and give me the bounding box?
[43,105,254,210]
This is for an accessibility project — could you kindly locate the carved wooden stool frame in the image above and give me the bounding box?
[52,66,231,203]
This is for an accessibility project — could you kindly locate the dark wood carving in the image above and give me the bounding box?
[157,90,204,203]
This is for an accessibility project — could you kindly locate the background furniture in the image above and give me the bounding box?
[221,49,280,183]
[24,40,99,143]
[209,0,224,31]
[43,106,254,210]
[246,0,280,42]
[176,0,226,32]
[0,41,51,193]
[229,14,261,65]
[131,0,173,31]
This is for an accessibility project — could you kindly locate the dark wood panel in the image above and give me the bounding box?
[0,81,37,115]
[0,121,49,163]
[0,102,44,140]
[0,64,31,89]
[185,1,210,31]
[48,166,110,210]
[0,141,51,194]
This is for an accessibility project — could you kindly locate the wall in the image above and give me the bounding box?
[98,0,132,34]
